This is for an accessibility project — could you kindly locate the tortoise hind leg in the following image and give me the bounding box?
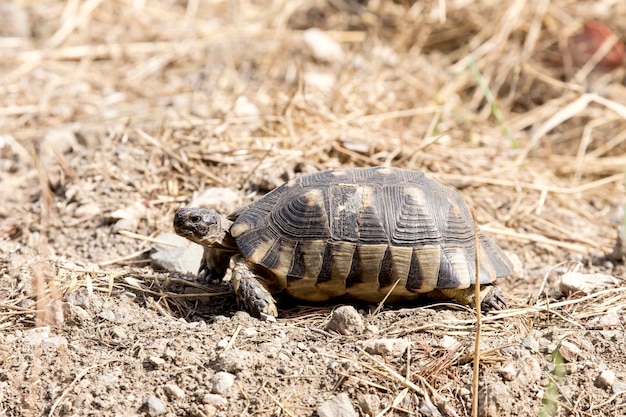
[438,285,506,311]
[231,255,278,318]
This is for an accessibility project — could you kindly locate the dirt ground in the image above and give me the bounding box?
[1,1,626,416]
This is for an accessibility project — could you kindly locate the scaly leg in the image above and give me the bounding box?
[231,255,278,318]
[438,285,506,311]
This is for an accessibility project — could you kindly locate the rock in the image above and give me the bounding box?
[210,372,236,395]
[595,369,616,389]
[356,393,380,416]
[97,311,116,321]
[303,28,344,62]
[164,384,185,400]
[597,311,620,327]
[499,362,517,381]
[559,341,581,362]
[560,272,617,296]
[325,306,364,335]
[233,96,259,118]
[303,72,336,92]
[97,373,119,387]
[479,382,512,417]
[203,404,218,417]
[41,128,77,157]
[150,232,203,274]
[110,201,147,233]
[521,334,540,352]
[360,338,409,357]
[148,356,165,367]
[110,327,128,344]
[74,203,101,218]
[22,326,50,344]
[61,302,90,325]
[202,393,228,407]
[243,327,257,337]
[612,381,626,394]
[419,397,442,417]
[145,395,166,416]
[439,335,458,349]
[317,393,357,417]
[65,288,90,308]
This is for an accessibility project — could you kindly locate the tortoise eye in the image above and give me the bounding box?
[189,215,202,223]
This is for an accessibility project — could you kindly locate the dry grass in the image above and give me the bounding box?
[1,0,626,416]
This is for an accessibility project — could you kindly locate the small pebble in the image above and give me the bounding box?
[202,393,228,407]
[41,128,77,157]
[303,28,344,62]
[559,341,581,362]
[204,404,218,417]
[145,396,166,416]
[596,369,616,389]
[97,311,116,321]
[211,371,236,395]
[560,272,617,295]
[325,306,364,335]
[148,356,165,367]
[317,393,357,417]
[164,384,185,400]
[562,363,578,375]
[521,334,539,352]
[74,203,101,218]
[499,362,517,381]
[419,398,442,417]
[243,327,258,337]
[612,381,626,394]
[597,311,620,327]
[97,373,119,387]
[360,338,409,357]
[216,339,229,349]
[233,96,259,118]
[150,232,203,274]
[357,393,380,416]
[439,335,458,349]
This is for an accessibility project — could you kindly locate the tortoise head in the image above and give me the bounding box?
[173,208,233,248]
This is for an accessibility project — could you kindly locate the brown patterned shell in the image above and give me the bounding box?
[229,167,512,303]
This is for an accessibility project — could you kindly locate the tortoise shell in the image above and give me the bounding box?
[228,167,512,303]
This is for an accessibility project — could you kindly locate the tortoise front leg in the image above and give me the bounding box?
[231,255,278,319]
[199,247,233,282]
[438,285,506,311]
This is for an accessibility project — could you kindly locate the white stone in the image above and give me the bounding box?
[325,306,364,335]
[211,372,236,395]
[164,384,185,400]
[596,369,616,389]
[146,396,166,416]
[303,28,344,62]
[559,341,581,362]
[500,362,517,381]
[360,338,410,357]
[560,272,617,295]
[317,393,356,417]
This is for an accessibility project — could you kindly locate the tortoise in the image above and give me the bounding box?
[173,167,512,318]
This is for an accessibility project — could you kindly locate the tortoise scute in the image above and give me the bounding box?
[271,190,330,240]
